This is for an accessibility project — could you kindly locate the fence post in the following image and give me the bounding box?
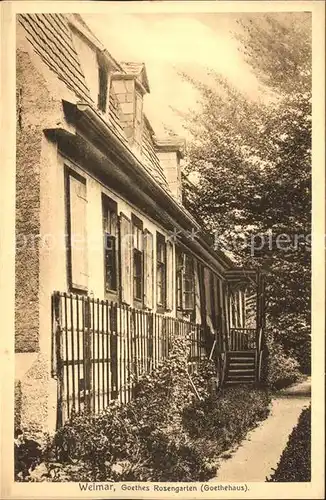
[52,292,63,428]
[131,308,137,397]
[162,316,167,359]
[110,303,118,400]
[83,297,92,413]
[148,313,154,371]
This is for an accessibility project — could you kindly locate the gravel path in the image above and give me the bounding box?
[210,378,311,482]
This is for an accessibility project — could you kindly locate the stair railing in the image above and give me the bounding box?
[256,327,263,383]
[217,352,227,391]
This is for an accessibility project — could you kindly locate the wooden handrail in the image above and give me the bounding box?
[255,327,264,383]
[218,352,227,389]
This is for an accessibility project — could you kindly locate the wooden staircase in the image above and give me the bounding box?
[224,350,257,386]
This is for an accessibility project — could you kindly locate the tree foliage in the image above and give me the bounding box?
[181,14,311,371]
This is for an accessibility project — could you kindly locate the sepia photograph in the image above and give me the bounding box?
[1,1,325,499]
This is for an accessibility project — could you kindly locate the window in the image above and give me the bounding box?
[176,249,194,311]
[102,195,118,293]
[143,230,154,309]
[120,213,132,305]
[132,215,143,303]
[184,254,195,310]
[230,292,237,328]
[66,169,88,291]
[166,241,173,311]
[156,233,166,308]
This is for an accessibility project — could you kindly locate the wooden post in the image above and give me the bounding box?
[52,292,64,429]
[110,303,118,400]
[223,282,230,352]
[84,297,92,413]
[255,269,261,347]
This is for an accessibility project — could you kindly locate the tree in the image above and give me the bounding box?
[181,13,311,371]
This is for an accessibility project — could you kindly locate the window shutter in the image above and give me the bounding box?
[165,241,173,310]
[204,267,213,329]
[119,213,132,305]
[194,260,202,323]
[219,279,226,338]
[143,230,153,309]
[69,175,88,290]
[181,254,186,311]
[223,282,230,334]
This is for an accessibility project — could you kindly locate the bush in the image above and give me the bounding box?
[272,326,311,375]
[49,335,212,482]
[15,435,43,481]
[15,337,271,482]
[268,405,311,482]
[183,386,271,447]
[265,333,302,390]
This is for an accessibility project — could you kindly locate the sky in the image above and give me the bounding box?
[82,12,261,137]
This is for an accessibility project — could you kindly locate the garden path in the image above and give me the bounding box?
[210,378,311,482]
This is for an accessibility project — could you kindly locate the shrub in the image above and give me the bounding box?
[14,435,43,481]
[183,385,271,449]
[265,332,302,390]
[268,405,311,482]
[15,336,271,482]
[50,334,213,482]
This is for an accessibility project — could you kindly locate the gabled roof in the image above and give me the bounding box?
[154,136,186,159]
[120,61,150,93]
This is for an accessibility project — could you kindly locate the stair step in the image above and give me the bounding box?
[228,353,256,358]
[228,352,256,356]
[221,350,258,388]
[229,358,255,365]
[228,369,255,374]
[224,380,256,386]
[228,361,256,364]
[229,362,255,368]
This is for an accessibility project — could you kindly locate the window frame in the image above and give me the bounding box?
[102,194,119,297]
[176,249,195,313]
[156,232,167,310]
[64,166,88,294]
[131,214,144,306]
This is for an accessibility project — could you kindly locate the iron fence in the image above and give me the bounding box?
[51,291,206,426]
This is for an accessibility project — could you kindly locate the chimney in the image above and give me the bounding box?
[154,137,186,203]
[111,62,150,151]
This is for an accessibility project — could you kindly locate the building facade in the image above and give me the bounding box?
[15,14,265,438]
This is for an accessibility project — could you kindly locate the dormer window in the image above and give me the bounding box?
[111,62,149,149]
[155,137,186,203]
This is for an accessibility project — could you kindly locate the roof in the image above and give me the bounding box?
[120,61,150,93]
[18,12,238,273]
[154,136,186,158]
[18,13,172,193]
[18,13,91,102]
[142,123,169,189]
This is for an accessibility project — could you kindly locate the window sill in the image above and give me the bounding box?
[104,289,119,302]
[69,286,88,295]
[133,299,144,310]
[156,306,167,314]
